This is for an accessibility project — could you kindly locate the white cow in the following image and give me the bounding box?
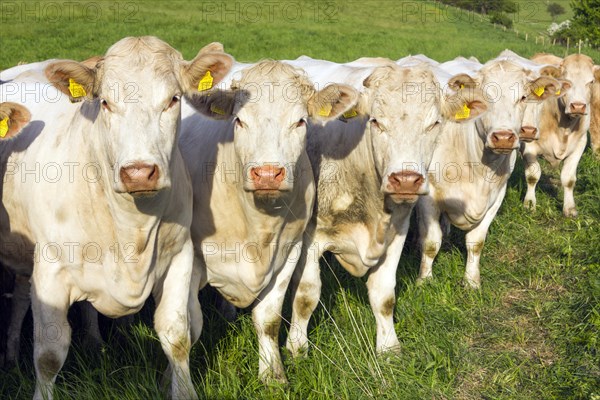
[522,53,600,217]
[282,60,488,356]
[0,36,233,400]
[0,56,114,369]
[180,60,358,383]
[418,57,562,288]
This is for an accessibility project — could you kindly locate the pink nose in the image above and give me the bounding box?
[119,163,159,193]
[251,166,286,190]
[519,126,538,142]
[569,102,586,115]
[491,130,517,149]
[386,171,425,195]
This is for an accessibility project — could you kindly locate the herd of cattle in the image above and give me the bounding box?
[0,36,598,399]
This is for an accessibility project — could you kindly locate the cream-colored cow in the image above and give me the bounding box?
[180,60,357,383]
[522,54,600,216]
[419,57,561,288]
[0,36,233,400]
[283,61,488,355]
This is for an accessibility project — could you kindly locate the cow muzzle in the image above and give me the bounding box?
[119,163,160,195]
[384,171,426,203]
[519,126,538,143]
[250,165,287,196]
[567,102,587,116]
[489,130,518,153]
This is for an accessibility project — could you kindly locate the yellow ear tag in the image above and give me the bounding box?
[342,109,358,119]
[0,118,9,138]
[460,84,465,90]
[198,71,214,92]
[555,89,561,96]
[318,103,332,117]
[68,78,87,98]
[533,86,545,97]
[210,103,226,115]
[455,103,471,120]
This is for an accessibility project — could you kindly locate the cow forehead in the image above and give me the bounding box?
[369,67,439,111]
[561,55,595,81]
[480,60,529,83]
[99,37,183,94]
[233,61,314,113]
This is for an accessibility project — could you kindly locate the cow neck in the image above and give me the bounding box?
[78,106,162,281]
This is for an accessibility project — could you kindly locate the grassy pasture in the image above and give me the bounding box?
[1,0,599,399]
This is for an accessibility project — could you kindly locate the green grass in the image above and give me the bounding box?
[1,1,600,399]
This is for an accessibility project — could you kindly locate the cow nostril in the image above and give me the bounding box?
[274,167,285,182]
[570,102,586,113]
[119,163,160,192]
[520,126,537,137]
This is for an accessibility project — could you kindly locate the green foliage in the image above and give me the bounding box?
[568,0,600,47]
[490,12,514,28]
[440,0,517,14]
[547,2,566,20]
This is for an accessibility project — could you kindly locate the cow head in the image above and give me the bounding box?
[556,54,599,117]
[0,102,31,140]
[187,60,357,201]
[520,70,568,142]
[45,36,233,197]
[475,60,559,154]
[355,65,487,204]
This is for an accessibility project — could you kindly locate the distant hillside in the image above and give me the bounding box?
[0,0,597,70]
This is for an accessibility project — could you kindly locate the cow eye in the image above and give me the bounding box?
[234,117,244,129]
[370,118,382,131]
[166,95,180,110]
[101,99,111,112]
[295,118,306,128]
[426,120,440,132]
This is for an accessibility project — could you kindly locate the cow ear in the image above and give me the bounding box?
[526,76,560,101]
[555,79,572,98]
[185,90,236,120]
[448,74,477,91]
[45,60,96,103]
[594,65,600,82]
[540,65,561,78]
[197,42,225,54]
[80,56,103,69]
[180,44,233,96]
[0,102,31,140]
[307,84,358,123]
[442,89,488,123]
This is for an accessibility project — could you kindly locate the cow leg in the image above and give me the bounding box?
[522,146,541,211]
[153,239,197,400]
[286,237,322,358]
[252,241,302,384]
[560,135,587,217]
[79,301,103,349]
[417,196,443,284]
[367,220,409,353]
[5,274,30,369]
[31,268,72,400]
[463,185,507,289]
[189,256,205,346]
